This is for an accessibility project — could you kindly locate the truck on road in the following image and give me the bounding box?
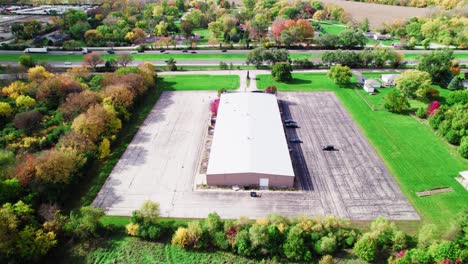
[24,47,48,53]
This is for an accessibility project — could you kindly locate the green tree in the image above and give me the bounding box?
[354,234,378,262]
[417,50,453,86]
[338,30,367,49]
[384,89,410,113]
[458,136,468,158]
[0,102,13,117]
[327,65,352,85]
[19,55,35,68]
[98,138,111,159]
[396,70,432,97]
[447,76,460,91]
[283,226,307,260]
[65,206,104,239]
[17,226,57,262]
[15,95,36,109]
[271,62,292,82]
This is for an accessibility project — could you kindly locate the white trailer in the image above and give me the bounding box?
[24,47,48,53]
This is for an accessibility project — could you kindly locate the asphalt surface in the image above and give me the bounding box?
[92,78,419,220]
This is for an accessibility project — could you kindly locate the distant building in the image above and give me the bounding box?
[206,93,295,188]
[381,74,400,86]
[363,79,381,93]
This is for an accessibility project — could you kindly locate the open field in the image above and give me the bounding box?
[319,0,429,28]
[158,75,239,91]
[256,73,468,228]
[319,22,348,35]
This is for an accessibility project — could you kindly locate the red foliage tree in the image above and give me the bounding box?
[266,86,278,94]
[271,19,287,38]
[15,154,37,186]
[210,98,220,116]
[427,101,440,115]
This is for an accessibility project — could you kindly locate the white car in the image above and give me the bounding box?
[64,62,72,65]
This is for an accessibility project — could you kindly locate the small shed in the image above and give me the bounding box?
[363,79,381,93]
[381,74,400,86]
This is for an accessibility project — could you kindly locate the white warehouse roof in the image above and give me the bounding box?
[207,93,295,178]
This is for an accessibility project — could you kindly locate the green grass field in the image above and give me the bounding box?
[257,73,468,229]
[320,23,347,35]
[158,74,239,90]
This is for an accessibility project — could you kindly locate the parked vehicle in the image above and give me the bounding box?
[322,145,336,151]
[82,48,89,54]
[290,138,303,143]
[285,123,300,128]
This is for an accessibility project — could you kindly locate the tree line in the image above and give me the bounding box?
[0,61,158,262]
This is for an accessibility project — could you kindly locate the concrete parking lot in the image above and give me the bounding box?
[279,92,418,219]
[93,91,419,220]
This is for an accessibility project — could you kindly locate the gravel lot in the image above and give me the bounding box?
[93,91,418,220]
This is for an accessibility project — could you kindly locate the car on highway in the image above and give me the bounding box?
[182,50,188,53]
[221,49,227,52]
[107,50,115,54]
[289,138,303,143]
[190,51,197,54]
[64,62,72,65]
[67,51,74,55]
[284,119,295,123]
[131,51,138,54]
[160,49,165,53]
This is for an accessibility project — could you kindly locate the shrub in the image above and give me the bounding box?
[458,136,468,158]
[327,64,352,85]
[271,62,292,82]
[210,99,220,116]
[235,230,253,256]
[0,102,13,117]
[427,101,440,115]
[385,89,410,113]
[354,234,378,262]
[13,110,43,132]
[418,224,439,248]
[430,241,461,262]
[217,88,227,97]
[172,227,190,247]
[126,223,139,236]
[408,248,433,264]
[98,138,111,159]
[65,206,104,240]
[447,76,460,90]
[213,231,229,250]
[219,61,228,70]
[429,111,444,129]
[186,221,204,249]
[319,255,335,264]
[416,107,427,118]
[445,130,461,145]
[137,223,162,240]
[447,90,468,105]
[426,88,440,99]
[283,226,307,260]
[392,231,408,251]
[316,236,337,255]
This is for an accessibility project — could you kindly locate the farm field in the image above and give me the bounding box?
[319,0,429,28]
[256,73,468,228]
[158,74,239,90]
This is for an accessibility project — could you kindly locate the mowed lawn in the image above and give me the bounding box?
[257,73,468,228]
[158,74,239,91]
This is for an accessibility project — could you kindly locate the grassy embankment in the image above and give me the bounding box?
[255,73,468,229]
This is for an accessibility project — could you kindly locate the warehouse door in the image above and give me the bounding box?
[259,178,269,190]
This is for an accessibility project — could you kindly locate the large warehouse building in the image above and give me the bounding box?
[206,92,295,188]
